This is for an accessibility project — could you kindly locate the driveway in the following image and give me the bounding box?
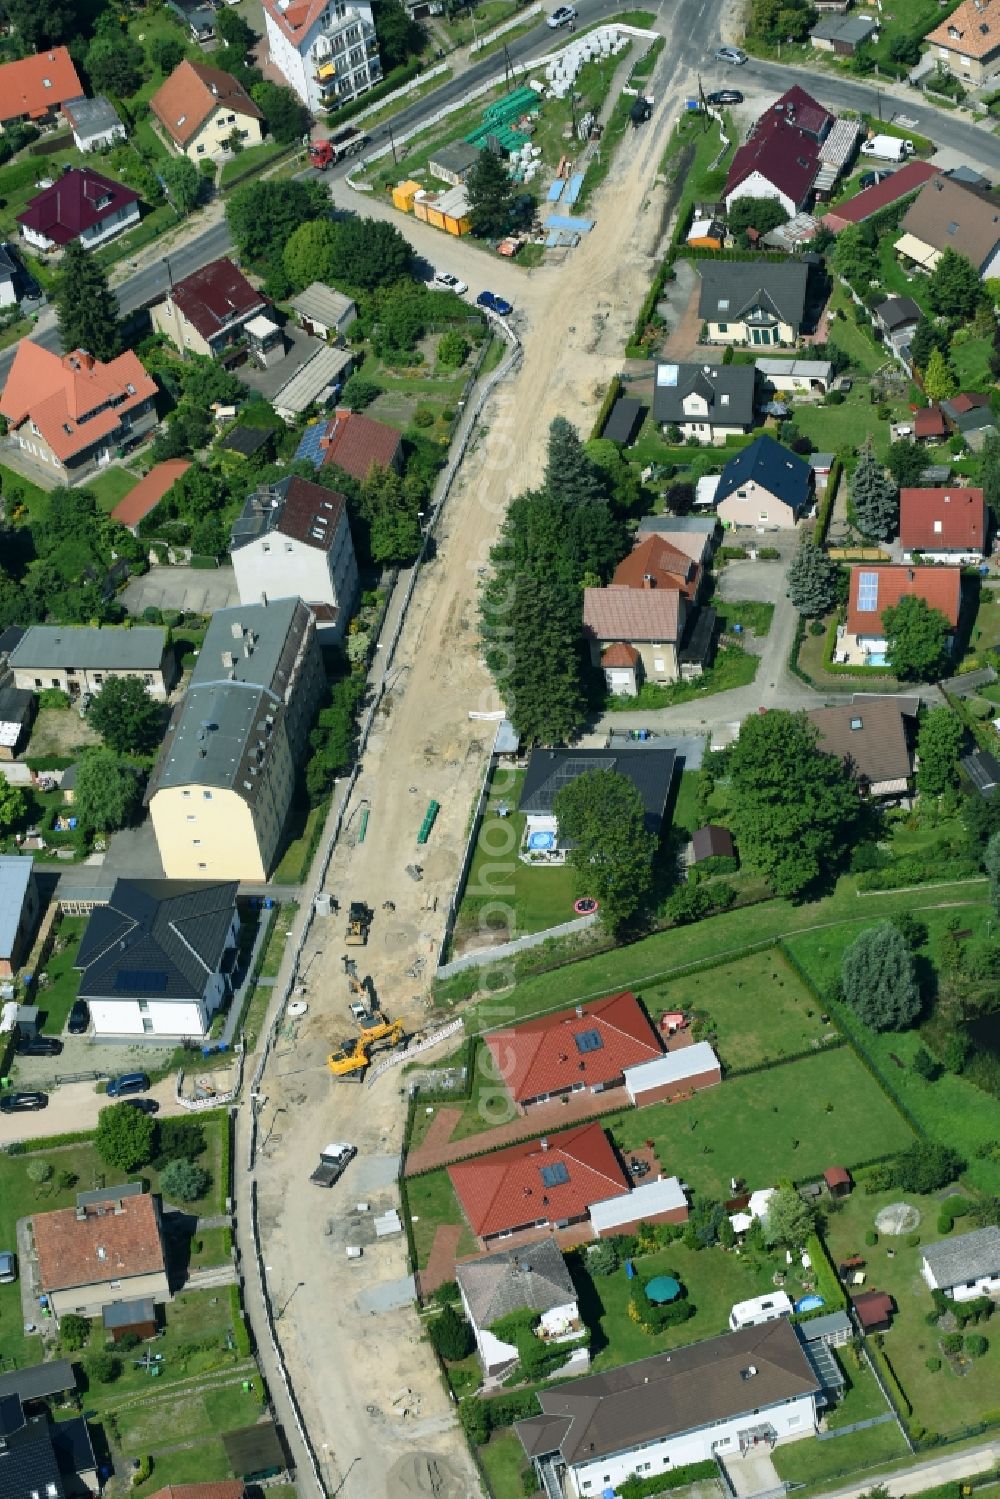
[0,1075,186,1146]
[236,324,325,402]
[121,565,238,617]
[723,1449,783,1497]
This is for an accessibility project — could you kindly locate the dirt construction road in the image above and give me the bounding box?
[255,44,702,1499]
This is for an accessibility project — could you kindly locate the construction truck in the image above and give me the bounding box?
[309,1141,356,1187]
[327,1015,406,1080]
[308,127,367,169]
[345,901,373,947]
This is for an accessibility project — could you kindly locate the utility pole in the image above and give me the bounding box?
[388,123,398,163]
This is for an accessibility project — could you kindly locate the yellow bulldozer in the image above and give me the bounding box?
[327,1014,406,1079]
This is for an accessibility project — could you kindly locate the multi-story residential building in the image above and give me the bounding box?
[261,0,381,114]
[229,475,359,640]
[147,599,325,882]
[151,257,269,359]
[0,343,158,481]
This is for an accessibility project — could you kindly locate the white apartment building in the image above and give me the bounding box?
[261,0,381,113]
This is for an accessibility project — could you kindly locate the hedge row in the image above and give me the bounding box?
[725,1036,845,1081]
[813,457,843,546]
[869,1341,912,1418]
[325,60,423,128]
[591,372,623,441]
[229,1283,253,1358]
[804,1229,848,1312]
[618,1461,719,1498]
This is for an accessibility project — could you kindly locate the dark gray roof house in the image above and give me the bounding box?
[715,435,813,516]
[0,1361,75,1404]
[0,1394,67,1499]
[457,1240,577,1331]
[75,878,239,1004]
[874,296,922,334]
[921,1225,1000,1293]
[961,747,1000,798]
[519,747,677,839]
[697,261,809,332]
[652,363,757,429]
[516,1320,819,1470]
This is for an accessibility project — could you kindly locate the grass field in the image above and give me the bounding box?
[825,285,887,378]
[112,1376,262,1453]
[257,902,298,980]
[639,949,839,1072]
[405,1168,479,1268]
[820,1186,1000,1436]
[771,1418,909,1487]
[478,1431,530,1499]
[601,1048,915,1199]
[88,467,140,513]
[130,1438,235,1495]
[34,916,88,1035]
[794,387,910,459]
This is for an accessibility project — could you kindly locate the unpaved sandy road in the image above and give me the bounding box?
[255,46,698,1499]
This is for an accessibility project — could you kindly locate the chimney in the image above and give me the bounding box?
[643,573,656,589]
[261,591,268,607]
[575,1004,583,1018]
[539,1137,549,1151]
[231,621,244,640]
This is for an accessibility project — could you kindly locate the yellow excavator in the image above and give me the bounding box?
[327,1013,406,1079]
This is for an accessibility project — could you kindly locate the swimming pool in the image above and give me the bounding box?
[527,831,556,851]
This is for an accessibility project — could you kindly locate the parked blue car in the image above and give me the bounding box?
[477,290,513,317]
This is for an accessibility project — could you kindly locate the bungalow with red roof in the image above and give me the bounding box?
[838,565,962,667]
[484,992,663,1112]
[820,161,940,235]
[900,486,986,564]
[151,257,269,359]
[111,460,191,533]
[0,343,159,482]
[0,47,83,129]
[18,167,139,252]
[448,1122,631,1247]
[319,408,403,483]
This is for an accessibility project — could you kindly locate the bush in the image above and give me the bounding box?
[432,1279,461,1306]
[906,1232,921,1247]
[88,1350,122,1383]
[826,389,846,405]
[39,688,70,709]
[154,1117,207,1164]
[159,1158,211,1203]
[865,1229,878,1246]
[588,1239,620,1275]
[941,1331,963,1355]
[340,373,380,410]
[925,1355,941,1372]
[60,1313,90,1351]
[116,1332,141,1352]
[131,1456,153,1488]
[966,1333,988,1357]
[428,1303,474,1361]
[413,406,436,428]
[26,1158,53,1184]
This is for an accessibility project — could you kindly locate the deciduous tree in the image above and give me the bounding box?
[96,1101,156,1173]
[554,768,656,933]
[162,156,201,216]
[763,1186,813,1249]
[72,749,142,832]
[54,241,121,362]
[160,1158,211,1202]
[149,35,186,74]
[217,5,255,47]
[832,224,877,286]
[372,0,424,69]
[727,196,788,245]
[850,439,898,541]
[726,711,858,897]
[886,439,928,488]
[787,541,837,617]
[225,178,328,268]
[916,707,963,797]
[251,80,310,144]
[883,594,951,681]
[90,677,162,754]
[841,921,921,1031]
[326,216,412,290]
[0,778,27,833]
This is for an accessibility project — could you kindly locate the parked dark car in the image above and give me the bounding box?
[706,89,744,104]
[477,290,513,317]
[0,1091,49,1113]
[122,1097,160,1115]
[67,999,90,1035]
[14,1035,63,1057]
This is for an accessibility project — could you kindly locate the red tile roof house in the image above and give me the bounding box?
[111,459,192,533]
[914,404,948,442]
[484,991,663,1112]
[900,486,986,563]
[319,408,403,483]
[32,1188,170,1318]
[151,257,269,359]
[18,166,140,252]
[820,161,940,234]
[448,1122,632,1248]
[0,47,84,129]
[583,583,688,693]
[0,343,159,482]
[839,565,962,668]
[724,88,834,217]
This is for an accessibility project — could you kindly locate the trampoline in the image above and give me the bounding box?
[795,1295,824,1313]
[574,897,599,915]
[645,1275,681,1305]
[527,831,556,850]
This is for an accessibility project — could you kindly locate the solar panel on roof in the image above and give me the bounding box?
[294,421,326,471]
[539,1162,570,1187]
[574,1029,604,1053]
[857,572,879,612]
[114,970,169,992]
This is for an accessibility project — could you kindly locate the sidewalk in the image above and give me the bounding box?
[819,1439,1000,1499]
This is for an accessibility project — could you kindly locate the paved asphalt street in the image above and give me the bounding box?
[2,0,1000,392]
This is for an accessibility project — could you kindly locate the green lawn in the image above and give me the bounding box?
[639,949,839,1072]
[272,794,326,885]
[826,285,887,378]
[670,770,701,837]
[601,1048,915,1200]
[771,1418,909,1488]
[794,390,910,460]
[34,917,88,1036]
[821,1186,1000,1436]
[951,335,993,389]
[0,463,49,519]
[606,644,758,712]
[478,1431,531,1499]
[257,902,298,980]
[87,467,140,512]
[113,1377,262,1453]
[189,1225,233,1269]
[220,139,290,187]
[76,1287,245,1409]
[783,908,1000,1194]
[967,586,1000,658]
[405,1168,479,1269]
[130,1439,236,1495]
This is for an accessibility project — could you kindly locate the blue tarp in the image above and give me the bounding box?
[547,179,565,202]
[564,172,585,206]
[545,213,594,232]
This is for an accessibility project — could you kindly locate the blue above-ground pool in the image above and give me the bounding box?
[795,1295,825,1313]
[527,831,556,850]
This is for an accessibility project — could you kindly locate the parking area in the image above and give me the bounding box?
[121,564,239,616]
[236,324,325,402]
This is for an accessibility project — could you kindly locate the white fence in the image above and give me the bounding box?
[175,1040,245,1111]
[470,3,542,52]
[366,1017,464,1086]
